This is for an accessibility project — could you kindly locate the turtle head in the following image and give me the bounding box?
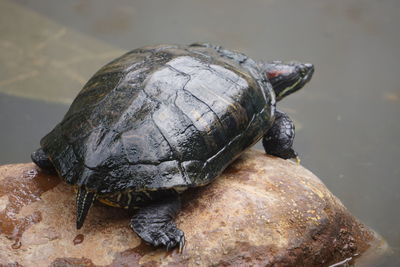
[262,61,314,101]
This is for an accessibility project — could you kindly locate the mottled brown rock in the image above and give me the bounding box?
[0,150,385,266]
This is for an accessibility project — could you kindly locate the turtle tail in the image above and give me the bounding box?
[31,148,55,173]
[76,187,96,229]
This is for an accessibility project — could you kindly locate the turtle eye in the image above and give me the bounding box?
[296,66,307,78]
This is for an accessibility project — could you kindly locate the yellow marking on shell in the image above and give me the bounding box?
[232,68,253,80]
[190,110,211,132]
[200,84,237,110]
[144,187,159,191]
[98,198,121,208]
[127,192,132,205]
[174,187,188,193]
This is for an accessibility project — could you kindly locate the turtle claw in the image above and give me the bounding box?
[134,223,184,251]
[161,226,185,252]
[178,235,185,253]
[165,232,184,252]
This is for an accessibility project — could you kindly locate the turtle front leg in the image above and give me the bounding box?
[263,110,298,160]
[130,195,185,251]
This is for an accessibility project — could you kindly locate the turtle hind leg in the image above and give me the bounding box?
[263,110,298,160]
[31,148,55,172]
[130,195,185,252]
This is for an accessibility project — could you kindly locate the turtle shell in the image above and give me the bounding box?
[41,44,275,194]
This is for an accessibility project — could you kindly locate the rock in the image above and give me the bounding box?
[0,150,385,266]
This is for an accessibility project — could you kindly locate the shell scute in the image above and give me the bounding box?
[41,45,274,194]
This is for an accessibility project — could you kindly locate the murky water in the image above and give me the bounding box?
[1,0,399,265]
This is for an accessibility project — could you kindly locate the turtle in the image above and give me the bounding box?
[31,43,314,251]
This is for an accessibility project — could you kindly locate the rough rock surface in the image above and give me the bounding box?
[0,150,378,266]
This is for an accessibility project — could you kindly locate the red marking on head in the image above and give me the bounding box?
[266,70,287,79]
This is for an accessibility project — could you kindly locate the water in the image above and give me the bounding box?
[1,0,399,265]
[0,94,68,163]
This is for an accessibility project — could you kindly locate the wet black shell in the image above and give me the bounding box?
[41,44,275,194]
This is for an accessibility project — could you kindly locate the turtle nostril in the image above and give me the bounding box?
[304,63,314,72]
[301,63,314,78]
